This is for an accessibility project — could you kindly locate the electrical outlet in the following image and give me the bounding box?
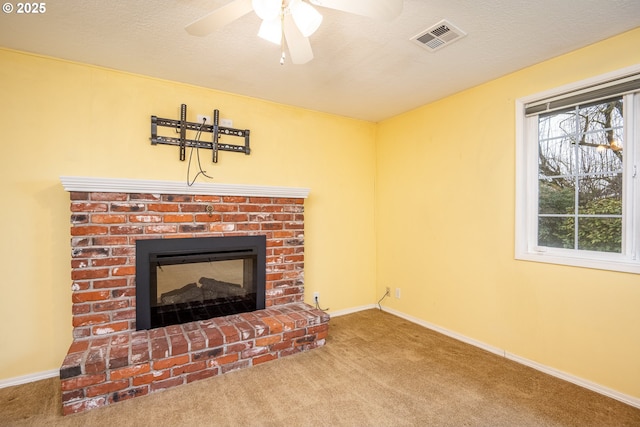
[196,114,212,124]
[385,286,391,296]
[313,291,320,302]
[395,288,401,299]
[220,118,233,127]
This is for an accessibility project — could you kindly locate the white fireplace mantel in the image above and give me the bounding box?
[60,176,310,199]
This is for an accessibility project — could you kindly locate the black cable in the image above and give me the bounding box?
[187,119,214,186]
[377,289,390,310]
[314,296,329,312]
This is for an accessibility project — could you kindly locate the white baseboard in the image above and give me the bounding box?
[327,304,377,317]
[381,306,640,410]
[0,369,58,389]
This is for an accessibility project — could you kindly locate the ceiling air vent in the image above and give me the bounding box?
[410,19,467,52]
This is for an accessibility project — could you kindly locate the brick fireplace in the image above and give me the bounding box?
[58,177,329,415]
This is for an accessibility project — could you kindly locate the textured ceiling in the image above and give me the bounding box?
[1,0,639,122]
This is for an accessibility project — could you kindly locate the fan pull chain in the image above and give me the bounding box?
[280,1,286,65]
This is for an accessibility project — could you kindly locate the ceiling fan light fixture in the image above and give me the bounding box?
[252,0,281,20]
[290,0,323,37]
[258,17,282,45]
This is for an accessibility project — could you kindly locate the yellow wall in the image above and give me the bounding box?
[2,27,639,402]
[376,27,640,399]
[0,48,377,380]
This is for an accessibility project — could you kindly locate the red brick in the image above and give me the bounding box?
[72,304,91,315]
[270,340,293,352]
[237,223,260,231]
[70,192,89,200]
[273,230,295,239]
[194,213,222,222]
[255,335,282,347]
[151,338,169,360]
[284,254,304,263]
[71,269,110,281]
[110,225,144,234]
[133,370,170,386]
[130,193,160,201]
[222,213,249,222]
[218,325,240,343]
[108,345,129,369]
[163,214,194,223]
[153,354,189,370]
[186,330,206,351]
[129,215,162,223]
[61,389,84,403]
[86,379,129,397]
[191,347,224,361]
[164,195,192,202]
[92,278,128,289]
[113,309,136,321]
[71,202,108,212]
[211,353,239,367]
[71,226,109,236]
[93,321,129,335]
[110,203,146,212]
[111,363,150,380]
[145,225,178,234]
[112,266,135,276]
[172,361,206,375]
[253,353,278,365]
[93,236,128,246]
[91,300,128,312]
[248,197,272,204]
[194,195,221,202]
[91,193,127,201]
[91,214,126,224]
[108,386,148,404]
[67,340,90,354]
[209,223,235,232]
[91,257,128,267]
[147,203,179,212]
[186,369,217,383]
[61,374,106,391]
[73,313,109,327]
[200,325,224,346]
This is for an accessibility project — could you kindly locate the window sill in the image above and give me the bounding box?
[515,250,640,275]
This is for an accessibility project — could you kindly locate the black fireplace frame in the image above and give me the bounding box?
[135,235,266,330]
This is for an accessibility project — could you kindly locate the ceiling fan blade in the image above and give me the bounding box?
[185,0,254,36]
[309,0,402,21]
[283,14,313,64]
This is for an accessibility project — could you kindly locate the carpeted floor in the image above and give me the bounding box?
[1,309,639,426]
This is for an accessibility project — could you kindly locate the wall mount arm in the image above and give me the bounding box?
[150,104,250,163]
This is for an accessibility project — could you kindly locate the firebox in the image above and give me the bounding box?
[135,235,266,330]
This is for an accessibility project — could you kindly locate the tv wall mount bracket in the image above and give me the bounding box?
[150,104,250,163]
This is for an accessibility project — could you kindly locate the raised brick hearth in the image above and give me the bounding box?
[59,177,329,415]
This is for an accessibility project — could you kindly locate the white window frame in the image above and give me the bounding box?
[515,65,640,274]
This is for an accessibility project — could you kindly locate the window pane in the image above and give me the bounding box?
[538,136,575,177]
[538,217,574,249]
[577,217,622,253]
[577,175,622,214]
[578,98,623,133]
[539,111,576,139]
[539,177,574,214]
[579,133,623,174]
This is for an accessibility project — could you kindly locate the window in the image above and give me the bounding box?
[516,67,640,274]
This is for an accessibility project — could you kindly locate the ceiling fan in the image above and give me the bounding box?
[185,0,403,65]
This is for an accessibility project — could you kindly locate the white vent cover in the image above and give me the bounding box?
[410,19,467,52]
